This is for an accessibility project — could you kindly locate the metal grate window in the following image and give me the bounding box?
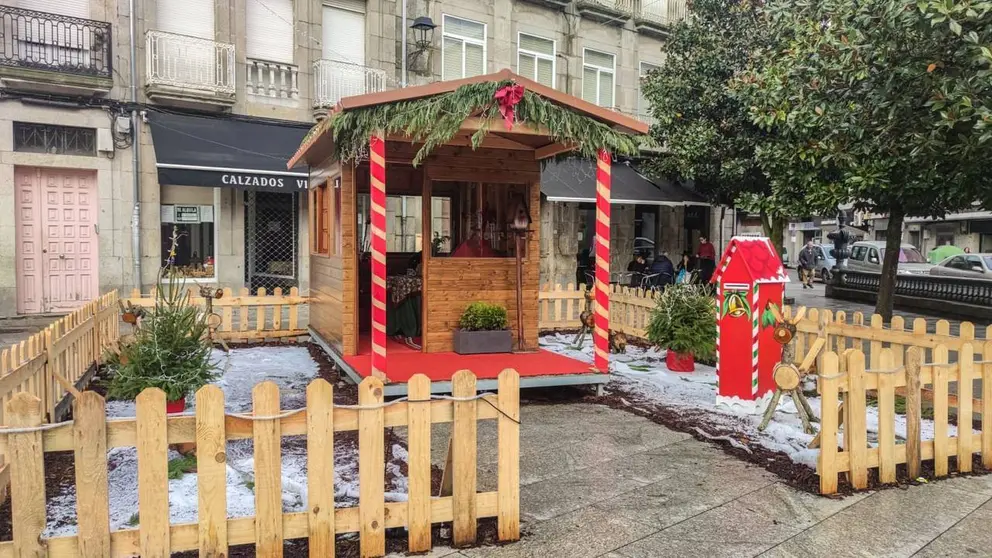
[13,121,96,156]
[245,190,299,292]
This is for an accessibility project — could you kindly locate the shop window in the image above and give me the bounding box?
[310,182,330,255]
[161,205,215,279]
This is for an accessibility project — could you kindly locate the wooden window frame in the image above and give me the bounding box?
[310,181,331,255]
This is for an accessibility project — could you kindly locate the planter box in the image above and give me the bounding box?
[453,329,513,355]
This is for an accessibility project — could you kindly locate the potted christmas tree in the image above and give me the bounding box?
[646,282,717,372]
[452,302,513,354]
[108,230,219,412]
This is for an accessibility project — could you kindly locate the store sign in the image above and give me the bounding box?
[175,206,200,223]
[220,173,308,190]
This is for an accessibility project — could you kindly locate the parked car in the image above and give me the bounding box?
[812,243,837,282]
[929,253,992,279]
[846,241,932,275]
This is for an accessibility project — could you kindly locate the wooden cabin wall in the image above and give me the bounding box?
[423,174,541,353]
[309,161,357,356]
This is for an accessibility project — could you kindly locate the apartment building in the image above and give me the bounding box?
[0,0,706,317]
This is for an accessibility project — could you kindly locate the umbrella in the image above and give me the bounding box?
[928,244,964,264]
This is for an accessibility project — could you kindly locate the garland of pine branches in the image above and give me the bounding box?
[318,80,643,165]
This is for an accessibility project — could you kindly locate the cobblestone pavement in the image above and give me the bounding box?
[0,314,61,347]
[390,402,992,558]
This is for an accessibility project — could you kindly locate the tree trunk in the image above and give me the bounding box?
[875,207,905,322]
[760,209,787,262]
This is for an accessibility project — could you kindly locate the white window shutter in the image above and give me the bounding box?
[442,36,463,79]
[323,4,365,64]
[582,67,597,104]
[464,42,485,77]
[157,0,215,39]
[22,0,89,18]
[247,0,294,64]
[518,53,536,81]
[536,58,553,88]
[599,71,614,108]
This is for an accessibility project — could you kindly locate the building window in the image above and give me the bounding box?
[310,181,331,255]
[517,33,555,88]
[638,62,660,120]
[161,205,216,279]
[13,122,96,156]
[582,49,615,108]
[442,15,486,80]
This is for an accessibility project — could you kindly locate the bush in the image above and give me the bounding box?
[458,302,509,331]
[646,282,717,360]
[108,253,219,402]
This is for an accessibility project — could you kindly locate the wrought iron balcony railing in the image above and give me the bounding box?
[636,0,688,26]
[0,5,112,78]
[313,59,393,108]
[145,30,235,95]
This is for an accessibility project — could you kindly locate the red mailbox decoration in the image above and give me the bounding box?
[710,237,789,412]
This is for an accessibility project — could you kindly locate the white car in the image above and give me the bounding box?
[845,241,932,275]
[930,253,992,279]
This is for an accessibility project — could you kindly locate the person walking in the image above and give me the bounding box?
[798,240,817,289]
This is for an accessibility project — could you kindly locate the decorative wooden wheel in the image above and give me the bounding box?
[759,305,824,435]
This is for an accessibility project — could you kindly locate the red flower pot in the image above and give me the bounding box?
[166,398,187,414]
[666,351,695,372]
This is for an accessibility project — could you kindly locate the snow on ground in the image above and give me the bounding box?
[45,346,410,537]
[541,333,961,469]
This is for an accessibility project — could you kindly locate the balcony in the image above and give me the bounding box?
[634,0,688,37]
[145,30,236,110]
[313,59,393,113]
[576,0,635,26]
[246,58,299,102]
[519,0,570,9]
[0,5,113,95]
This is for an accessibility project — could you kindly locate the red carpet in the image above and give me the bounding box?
[343,337,595,382]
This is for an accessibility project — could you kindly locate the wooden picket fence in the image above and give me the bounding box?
[817,344,992,495]
[538,283,659,339]
[125,286,308,343]
[0,370,520,557]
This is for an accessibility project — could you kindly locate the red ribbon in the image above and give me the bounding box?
[494,84,525,130]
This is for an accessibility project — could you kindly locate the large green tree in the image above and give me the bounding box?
[740,0,992,320]
[640,0,795,254]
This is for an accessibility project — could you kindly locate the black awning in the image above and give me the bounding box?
[147,111,312,192]
[540,158,708,206]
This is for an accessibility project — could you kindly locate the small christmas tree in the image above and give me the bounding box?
[108,228,219,403]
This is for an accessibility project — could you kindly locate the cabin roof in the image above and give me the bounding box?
[712,236,790,285]
[288,69,648,169]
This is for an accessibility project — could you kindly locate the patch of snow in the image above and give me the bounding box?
[45,346,411,537]
[540,334,967,470]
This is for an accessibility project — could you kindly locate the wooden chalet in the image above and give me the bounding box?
[288,69,647,394]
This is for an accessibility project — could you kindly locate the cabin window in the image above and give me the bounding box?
[356,194,452,255]
[430,181,530,258]
[310,181,330,255]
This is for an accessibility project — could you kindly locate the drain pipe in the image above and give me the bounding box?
[129,0,142,292]
[401,0,408,87]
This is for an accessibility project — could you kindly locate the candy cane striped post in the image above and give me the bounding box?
[593,148,611,373]
[369,135,388,380]
[751,284,760,396]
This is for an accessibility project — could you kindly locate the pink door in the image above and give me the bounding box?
[15,167,99,314]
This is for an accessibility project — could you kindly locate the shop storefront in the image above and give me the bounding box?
[147,111,311,292]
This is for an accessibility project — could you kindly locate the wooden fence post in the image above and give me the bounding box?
[358,377,385,557]
[7,392,46,557]
[497,369,520,542]
[983,341,992,470]
[959,343,975,474]
[847,350,868,489]
[92,301,102,367]
[74,391,110,558]
[253,381,283,558]
[933,344,950,477]
[136,388,170,557]
[197,385,228,557]
[407,374,432,552]
[452,370,478,546]
[818,352,840,495]
[905,347,923,479]
[307,379,335,558]
[877,348,896,483]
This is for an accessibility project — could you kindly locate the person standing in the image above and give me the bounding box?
[697,235,717,283]
[798,240,817,288]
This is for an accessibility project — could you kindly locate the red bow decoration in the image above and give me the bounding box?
[494,84,525,130]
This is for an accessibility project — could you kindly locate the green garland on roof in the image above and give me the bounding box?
[327,80,643,165]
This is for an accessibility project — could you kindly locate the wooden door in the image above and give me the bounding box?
[15,167,99,313]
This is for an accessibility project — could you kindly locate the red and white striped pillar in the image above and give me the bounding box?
[593,148,611,373]
[369,135,388,380]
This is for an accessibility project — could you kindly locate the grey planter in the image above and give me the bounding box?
[453,329,513,355]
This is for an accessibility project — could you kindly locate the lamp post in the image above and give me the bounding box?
[509,198,532,353]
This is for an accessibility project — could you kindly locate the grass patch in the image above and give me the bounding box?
[244,480,255,491]
[167,454,198,480]
[127,513,140,527]
[866,395,935,420]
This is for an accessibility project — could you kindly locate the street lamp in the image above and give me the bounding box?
[410,17,437,51]
[509,197,533,353]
